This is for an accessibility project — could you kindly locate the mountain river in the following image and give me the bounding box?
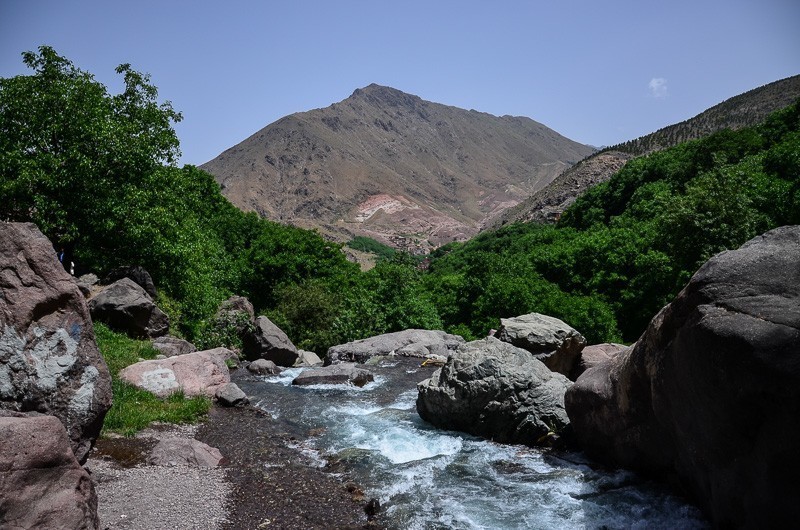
[237,357,708,529]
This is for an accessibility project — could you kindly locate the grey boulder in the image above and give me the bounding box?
[152,335,197,357]
[102,265,157,299]
[326,329,465,365]
[565,226,800,528]
[0,222,112,464]
[247,359,282,375]
[0,413,100,529]
[242,316,298,366]
[497,313,586,378]
[215,382,249,407]
[292,363,374,388]
[417,336,572,446]
[295,349,324,367]
[89,277,169,338]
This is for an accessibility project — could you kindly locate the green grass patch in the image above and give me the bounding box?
[94,323,211,437]
[346,236,398,261]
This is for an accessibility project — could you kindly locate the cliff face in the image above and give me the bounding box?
[200,84,594,252]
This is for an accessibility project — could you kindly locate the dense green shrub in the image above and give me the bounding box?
[424,100,800,342]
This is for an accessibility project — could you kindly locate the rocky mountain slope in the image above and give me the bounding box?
[494,74,800,226]
[200,84,594,252]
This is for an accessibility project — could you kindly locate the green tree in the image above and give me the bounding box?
[0,46,181,249]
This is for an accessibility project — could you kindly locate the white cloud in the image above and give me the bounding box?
[648,77,668,98]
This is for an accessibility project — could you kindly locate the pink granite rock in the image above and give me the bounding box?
[118,348,232,398]
[0,413,99,529]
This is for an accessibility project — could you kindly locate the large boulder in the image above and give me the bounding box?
[0,413,100,529]
[119,348,232,398]
[89,278,169,338]
[496,313,586,378]
[565,226,800,528]
[242,316,299,366]
[326,329,465,365]
[0,222,112,464]
[152,335,197,357]
[102,265,157,299]
[292,363,374,387]
[417,337,572,446]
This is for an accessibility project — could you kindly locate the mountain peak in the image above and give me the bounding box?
[349,84,423,109]
[201,87,594,252]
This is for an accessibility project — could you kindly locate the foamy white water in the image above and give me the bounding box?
[241,358,708,529]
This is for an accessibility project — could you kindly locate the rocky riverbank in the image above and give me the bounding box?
[87,405,377,530]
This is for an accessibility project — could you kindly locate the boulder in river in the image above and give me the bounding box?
[215,382,249,407]
[292,363,374,387]
[565,226,800,528]
[417,336,572,446]
[242,316,299,366]
[247,358,282,375]
[89,277,169,338]
[0,413,100,529]
[326,329,465,365]
[497,313,586,378]
[119,348,232,398]
[295,349,324,367]
[0,222,112,464]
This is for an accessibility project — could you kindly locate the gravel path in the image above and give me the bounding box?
[87,425,230,530]
[87,408,377,530]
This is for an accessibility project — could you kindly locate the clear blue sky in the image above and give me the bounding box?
[2,0,798,166]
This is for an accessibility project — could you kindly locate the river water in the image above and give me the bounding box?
[237,357,708,529]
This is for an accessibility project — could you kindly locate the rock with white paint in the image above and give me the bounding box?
[118,348,232,398]
[0,222,112,464]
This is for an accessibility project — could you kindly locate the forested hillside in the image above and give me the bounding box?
[3,47,796,353]
[424,101,800,342]
[0,47,441,352]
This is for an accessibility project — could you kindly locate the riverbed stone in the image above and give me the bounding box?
[497,313,586,378]
[295,349,324,367]
[216,382,249,407]
[0,413,100,529]
[147,437,224,467]
[292,363,374,387]
[119,348,232,398]
[417,336,572,446]
[565,226,800,528]
[242,316,299,366]
[0,222,113,464]
[326,329,465,365]
[247,359,282,375]
[89,277,169,338]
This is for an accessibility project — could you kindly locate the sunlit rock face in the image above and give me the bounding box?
[0,222,112,464]
[566,226,800,528]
